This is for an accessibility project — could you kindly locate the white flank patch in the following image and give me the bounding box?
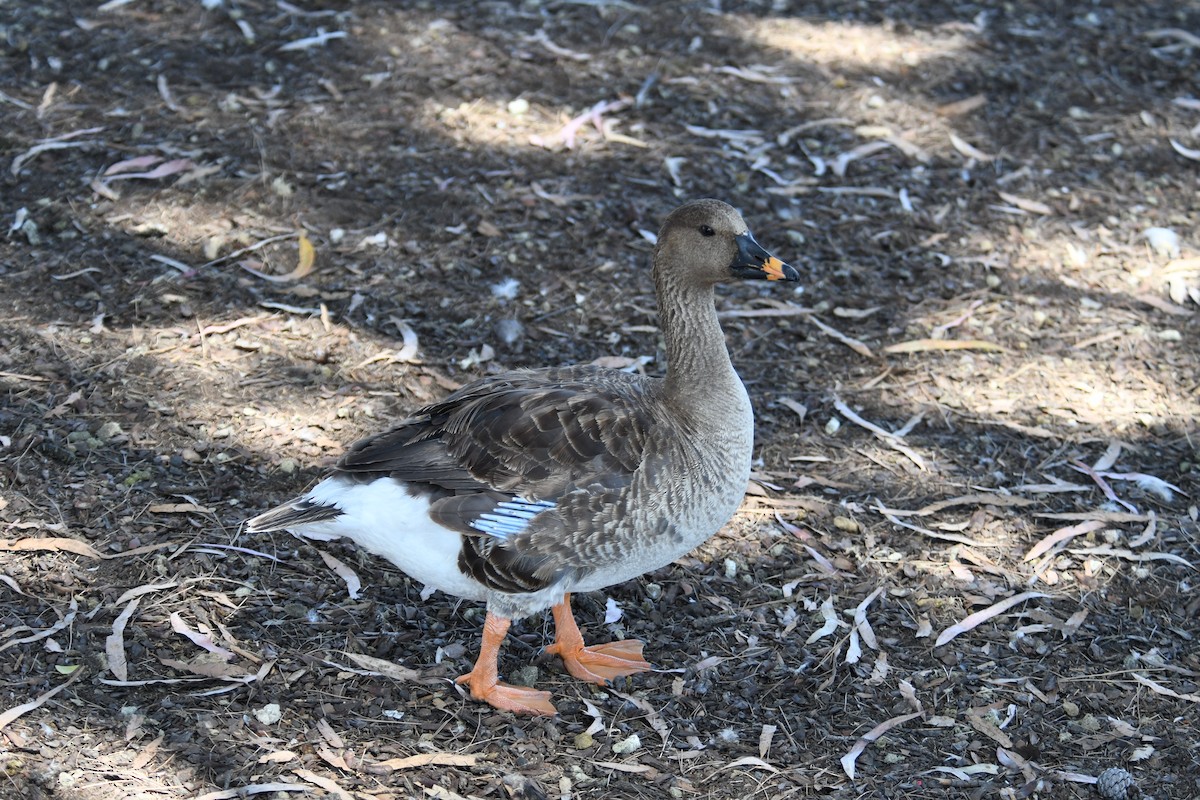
[292,477,488,602]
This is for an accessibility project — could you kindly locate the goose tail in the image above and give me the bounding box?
[244,498,342,533]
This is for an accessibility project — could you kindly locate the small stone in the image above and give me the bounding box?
[611,733,641,754]
[824,417,841,436]
[1141,226,1180,258]
[1061,699,1079,717]
[510,665,539,688]
[573,731,593,749]
[507,97,530,116]
[833,516,860,533]
[254,703,282,725]
[95,421,124,443]
[278,457,297,474]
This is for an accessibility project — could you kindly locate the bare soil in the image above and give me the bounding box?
[2,2,1199,799]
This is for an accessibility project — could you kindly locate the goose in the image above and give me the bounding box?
[245,199,799,715]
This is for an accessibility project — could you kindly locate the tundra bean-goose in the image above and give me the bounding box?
[245,199,799,715]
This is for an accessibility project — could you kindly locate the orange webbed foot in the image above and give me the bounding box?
[456,611,558,715]
[455,671,558,716]
[548,593,653,685]
[546,637,652,684]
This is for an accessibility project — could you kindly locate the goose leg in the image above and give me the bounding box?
[456,612,557,716]
[546,593,652,685]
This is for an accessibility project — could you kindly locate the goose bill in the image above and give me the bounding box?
[731,233,799,281]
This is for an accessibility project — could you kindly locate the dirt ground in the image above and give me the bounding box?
[2,1,1199,798]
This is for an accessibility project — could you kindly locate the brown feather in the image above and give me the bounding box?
[332,365,657,593]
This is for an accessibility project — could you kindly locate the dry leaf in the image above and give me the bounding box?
[592,760,655,774]
[714,756,779,774]
[129,731,164,770]
[805,596,841,644]
[966,707,1014,748]
[291,768,353,800]
[0,536,103,559]
[318,550,362,600]
[171,612,235,659]
[936,94,987,117]
[240,233,315,283]
[831,140,893,177]
[0,667,86,731]
[884,338,1007,354]
[105,597,140,681]
[935,592,1050,647]
[997,191,1054,215]
[840,711,922,778]
[102,157,193,182]
[0,598,78,654]
[1067,545,1194,568]
[103,155,162,176]
[1169,139,1200,161]
[317,747,350,771]
[112,581,180,608]
[948,132,994,161]
[159,654,246,679]
[758,724,776,759]
[148,502,214,514]
[316,718,344,749]
[1024,520,1106,562]
[341,652,421,681]
[194,783,308,800]
[373,753,479,771]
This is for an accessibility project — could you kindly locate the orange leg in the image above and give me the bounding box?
[545,593,652,685]
[456,612,557,716]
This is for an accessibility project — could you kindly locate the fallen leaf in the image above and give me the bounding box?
[0,667,86,731]
[148,502,214,514]
[997,191,1054,215]
[319,550,362,600]
[884,338,1007,354]
[240,233,315,283]
[935,592,1050,647]
[949,132,994,161]
[102,158,193,182]
[805,596,841,644]
[840,711,922,778]
[373,753,479,771]
[592,760,655,774]
[171,612,236,659]
[291,767,353,800]
[194,783,308,800]
[1024,520,1106,562]
[1169,138,1200,161]
[111,581,180,608]
[158,655,247,679]
[0,598,78,654]
[105,597,140,681]
[0,536,103,559]
[341,652,421,681]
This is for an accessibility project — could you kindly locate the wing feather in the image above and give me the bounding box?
[333,366,658,593]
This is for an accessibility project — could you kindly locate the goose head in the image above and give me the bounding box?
[653,199,800,288]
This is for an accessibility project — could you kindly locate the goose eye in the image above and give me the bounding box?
[699,225,715,237]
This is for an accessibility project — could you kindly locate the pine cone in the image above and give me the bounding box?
[1096,767,1137,800]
